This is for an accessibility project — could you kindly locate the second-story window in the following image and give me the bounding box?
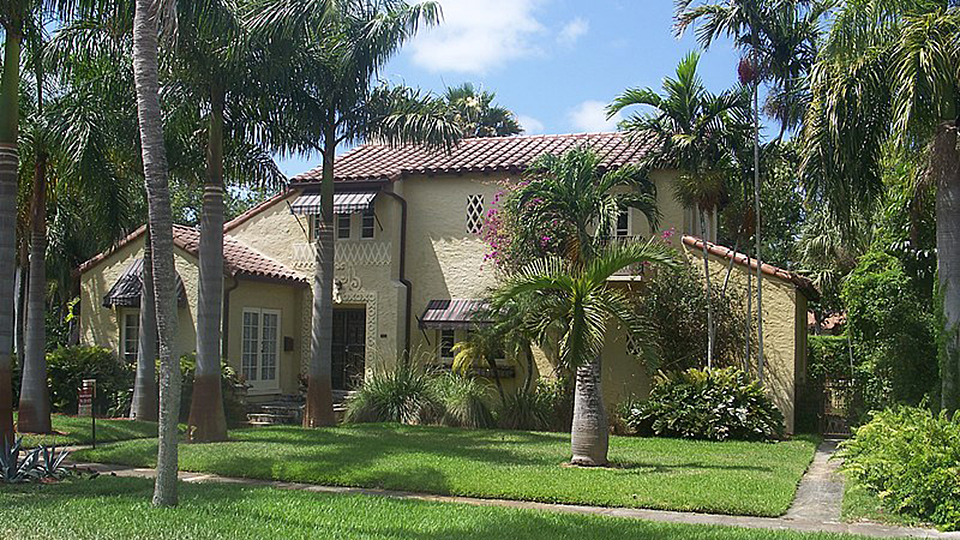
[466,194,484,234]
[337,214,351,239]
[361,212,375,239]
[615,210,630,237]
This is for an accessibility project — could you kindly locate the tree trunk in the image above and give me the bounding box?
[131,226,158,421]
[18,143,50,433]
[304,131,336,428]
[133,0,181,507]
[188,82,227,442]
[699,210,714,369]
[0,27,21,446]
[745,247,752,373]
[15,243,27,370]
[752,46,765,384]
[570,355,608,466]
[934,121,960,415]
[522,341,535,393]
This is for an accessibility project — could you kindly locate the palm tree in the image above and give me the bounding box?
[133,227,158,420]
[800,1,960,413]
[132,0,181,507]
[608,51,750,368]
[442,83,522,138]
[247,0,461,427]
[493,241,675,466]
[501,147,667,465]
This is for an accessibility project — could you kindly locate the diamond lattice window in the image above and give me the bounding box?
[466,194,484,234]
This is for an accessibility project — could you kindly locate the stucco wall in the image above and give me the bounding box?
[680,242,805,434]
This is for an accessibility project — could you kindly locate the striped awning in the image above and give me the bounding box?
[420,299,490,330]
[102,258,188,308]
[290,192,378,215]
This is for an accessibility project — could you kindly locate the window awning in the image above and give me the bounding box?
[419,299,490,330]
[290,192,378,215]
[102,258,188,308]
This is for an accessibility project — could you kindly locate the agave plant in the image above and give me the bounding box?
[0,437,41,484]
[37,445,71,480]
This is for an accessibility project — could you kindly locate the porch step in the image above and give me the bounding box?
[244,391,357,426]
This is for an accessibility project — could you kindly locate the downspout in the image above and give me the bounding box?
[382,191,411,357]
[221,274,240,361]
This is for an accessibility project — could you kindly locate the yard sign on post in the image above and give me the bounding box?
[79,379,96,448]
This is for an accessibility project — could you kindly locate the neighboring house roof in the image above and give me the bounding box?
[681,235,819,300]
[291,132,657,184]
[102,257,188,308]
[78,224,306,286]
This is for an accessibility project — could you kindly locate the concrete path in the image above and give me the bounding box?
[784,439,845,523]
[70,455,960,539]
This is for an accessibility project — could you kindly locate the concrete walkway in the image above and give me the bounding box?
[70,446,960,539]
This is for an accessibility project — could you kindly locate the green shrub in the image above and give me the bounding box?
[617,367,784,441]
[430,373,495,429]
[839,406,960,530]
[177,353,249,427]
[345,361,440,424]
[497,377,573,432]
[46,346,134,415]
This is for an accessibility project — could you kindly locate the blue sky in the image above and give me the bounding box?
[276,0,744,178]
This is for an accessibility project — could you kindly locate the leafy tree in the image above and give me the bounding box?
[800,0,960,413]
[609,51,750,368]
[247,0,462,427]
[442,83,522,138]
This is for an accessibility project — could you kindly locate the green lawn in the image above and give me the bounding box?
[74,423,816,517]
[14,413,158,448]
[0,476,866,540]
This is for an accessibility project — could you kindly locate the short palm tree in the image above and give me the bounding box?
[608,51,750,368]
[801,1,960,413]
[442,83,522,138]
[247,0,462,427]
[493,240,675,466]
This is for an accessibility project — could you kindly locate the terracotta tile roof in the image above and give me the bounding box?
[290,132,657,184]
[78,224,306,286]
[682,235,819,300]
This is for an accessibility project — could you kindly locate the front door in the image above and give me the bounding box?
[242,308,281,394]
[332,308,366,390]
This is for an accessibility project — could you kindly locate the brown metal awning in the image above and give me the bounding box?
[419,299,490,330]
[290,191,378,215]
[102,258,188,308]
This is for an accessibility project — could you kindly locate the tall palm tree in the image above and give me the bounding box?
[132,0,181,507]
[442,83,523,138]
[133,227,158,420]
[608,51,750,368]
[800,1,960,413]
[493,241,675,466]
[247,0,461,427]
[501,147,667,465]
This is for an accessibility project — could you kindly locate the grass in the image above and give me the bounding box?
[0,476,868,540]
[13,413,158,448]
[841,477,927,529]
[74,423,817,517]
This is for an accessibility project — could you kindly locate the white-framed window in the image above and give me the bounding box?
[310,214,322,242]
[242,308,281,389]
[337,214,351,239]
[361,212,375,239]
[122,312,139,363]
[438,329,456,361]
[615,210,630,238]
[466,194,484,234]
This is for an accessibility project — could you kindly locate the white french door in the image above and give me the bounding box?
[242,308,281,394]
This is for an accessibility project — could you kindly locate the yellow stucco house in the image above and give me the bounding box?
[77,132,816,432]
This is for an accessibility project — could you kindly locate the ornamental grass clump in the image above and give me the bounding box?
[430,373,495,429]
[344,361,440,425]
[839,406,960,530]
[617,367,784,441]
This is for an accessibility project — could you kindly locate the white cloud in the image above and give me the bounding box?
[568,100,621,132]
[517,115,545,135]
[557,17,589,46]
[408,0,545,74]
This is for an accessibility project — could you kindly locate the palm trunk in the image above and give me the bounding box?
[188,82,227,442]
[570,355,608,466]
[699,209,714,369]
[0,27,21,446]
[303,129,336,427]
[133,0,181,507]
[745,247,752,373]
[934,121,960,415]
[522,341,535,393]
[18,143,50,433]
[752,42,765,384]
[131,226,158,421]
[15,244,27,370]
